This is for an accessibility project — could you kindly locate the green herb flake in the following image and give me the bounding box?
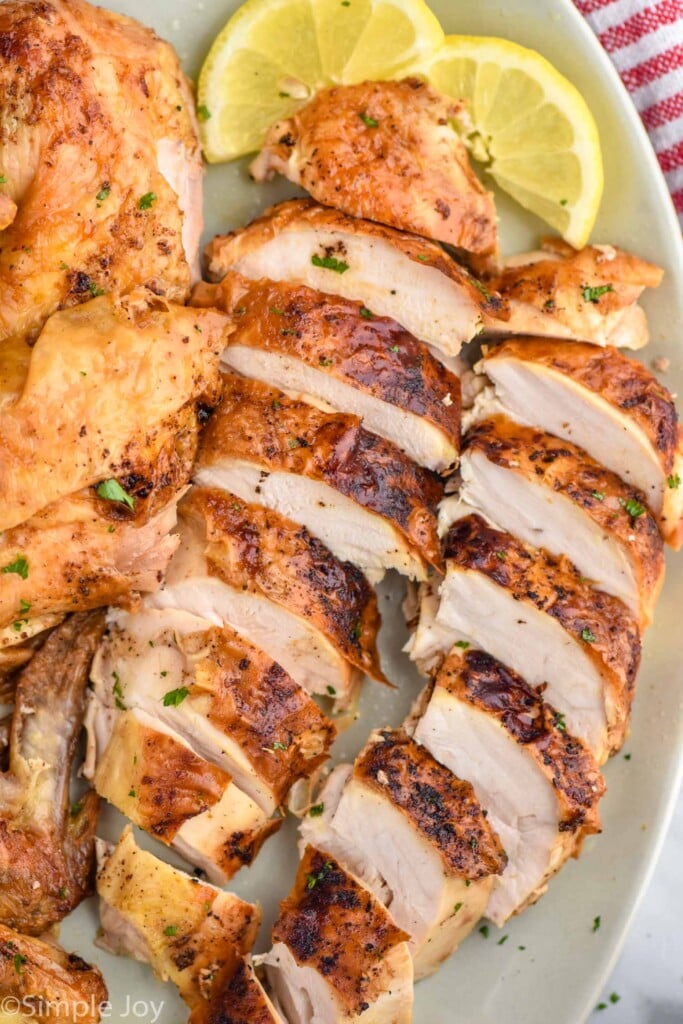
[623,753,632,761]
[341,1,350,5]
[279,91,290,98]
[359,111,379,128]
[287,438,301,449]
[416,253,429,262]
[518,945,526,951]
[352,620,362,640]
[139,192,157,210]
[582,283,613,303]
[359,306,373,319]
[107,525,116,533]
[497,935,508,946]
[581,627,597,644]
[128,788,136,798]
[70,800,83,818]
[609,993,620,1004]
[496,550,507,561]
[272,399,281,410]
[194,324,202,333]
[306,861,333,890]
[272,741,289,751]
[11,619,27,633]
[89,282,105,297]
[591,490,605,501]
[160,670,168,677]
[96,184,111,202]
[204,901,211,914]
[454,640,470,650]
[472,278,492,301]
[453,902,463,914]
[667,473,681,489]
[163,925,178,936]
[389,344,400,352]
[197,105,211,122]
[554,712,567,732]
[479,925,489,939]
[326,685,336,696]
[0,175,6,185]
[19,599,31,614]
[619,496,646,519]
[311,253,349,274]
[96,478,135,510]
[559,198,568,206]
[596,1004,607,1012]
[163,687,190,707]
[13,954,26,974]
[319,357,333,367]
[2,556,28,580]
[465,879,471,887]
[112,672,126,711]
[59,886,67,899]
[592,915,601,932]
[309,803,325,817]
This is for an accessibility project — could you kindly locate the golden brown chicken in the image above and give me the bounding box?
[0,0,203,346]
[0,611,104,935]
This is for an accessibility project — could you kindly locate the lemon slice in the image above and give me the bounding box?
[197,0,444,163]
[421,35,603,248]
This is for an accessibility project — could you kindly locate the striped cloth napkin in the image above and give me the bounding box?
[574,0,683,224]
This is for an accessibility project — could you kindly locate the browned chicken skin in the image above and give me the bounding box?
[251,78,498,262]
[0,611,105,935]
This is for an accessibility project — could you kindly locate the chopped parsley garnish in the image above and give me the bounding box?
[610,993,620,1004]
[287,438,301,449]
[309,803,325,817]
[667,473,681,489]
[352,620,362,640]
[163,687,190,707]
[163,925,178,936]
[70,800,83,817]
[96,184,111,202]
[272,741,289,751]
[389,344,400,352]
[272,399,281,410]
[591,490,605,501]
[359,111,379,128]
[472,278,492,301]
[469,836,478,850]
[479,925,489,939]
[359,306,373,319]
[311,253,349,274]
[11,619,28,632]
[416,253,429,262]
[581,628,597,644]
[619,496,646,519]
[623,753,632,761]
[13,953,25,974]
[112,672,126,710]
[197,105,211,122]
[138,192,157,210]
[465,879,471,887]
[96,478,135,510]
[306,861,333,889]
[496,550,507,561]
[59,886,67,899]
[518,945,526,951]
[89,282,105,297]
[269,306,284,315]
[0,175,6,184]
[454,640,470,650]
[497,935,508,946]
[582,283,613,303]
[326,685,336,696]
[592,915,601,932]
[453,902,463,913]
[554,712,567,732]
[19,599,31,614]
[2,556,28,580]
[559,198,568,206]
[319,357,333,367]
[128,788,136,798]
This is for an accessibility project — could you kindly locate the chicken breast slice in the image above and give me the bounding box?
[86,701,280,884]
[189,957,286,1024]
[450,415,665,626]
[487,238,663,348]
[414,648,605,926]
[96,826,260,1010]
[477,338,683,548]
[192,273,461,473]
[195,373,443,581]
[300,729,506,979]
[91,606,334,816]
[251,79,498,262]
[259,847,413,1024]
[409,514,641,763]
[205,199,506,359]
[148,488,384,706]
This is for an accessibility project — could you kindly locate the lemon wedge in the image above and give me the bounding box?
[198,0,444,163]
[421,35,603,248]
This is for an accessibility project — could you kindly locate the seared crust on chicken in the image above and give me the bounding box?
[192,273,462,472]
[250,79,498,259]
[0,290,226,531]
[196,373,443,579]
[0,0,203,344]
[205,199,506,357]
[189,957,285,1024]
[0,611,105,934]
[0,925,107,1024]
[479,338,683,547]
[461,415,665,624]
[488,238,663,348]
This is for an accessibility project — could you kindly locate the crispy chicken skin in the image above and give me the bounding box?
[0,0,203,345]
[479,338,683,547]
[96,827,260,1009]
[195,373,443,580]
[0,290,226,532]
[193,273,462,472]
[205,199,507,357]
[263,846,413,1024]
[251,79,498,260]
[92,608,335,815]
[488,238,663,348]
[0,926,107,1024]
[460,415,665,626]
[0,611,105,935]
[189,956,285,1024]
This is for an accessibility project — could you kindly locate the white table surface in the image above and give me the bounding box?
[588,782,683,1023]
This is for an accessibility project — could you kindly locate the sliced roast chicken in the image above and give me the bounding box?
[194,373,443,582]
[488,238,663,348]
[205,199,507,361]
[444,415,665,626]
[408,514,641,763]
[414,648,605,925]
[300,729,506,979]
[192,273,462,473]
[148,488,384,706]
[91,606,335,816]
[259,846,413,1024]
[97,826,260,1010]
[251,78,498,264]
[190,956,286,1024]
[475,338,683,548]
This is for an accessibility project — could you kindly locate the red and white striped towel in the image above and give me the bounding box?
[574,0,683,223]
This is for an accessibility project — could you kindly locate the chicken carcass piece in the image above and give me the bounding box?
[193,274,462,473]
[488,238,663,348]
[0,290,226,532]
[151,488,384,706]
[300,729,506,979]
[0,0,203,346]
[414,649,605,925]
[0,612,105,935]
[87,704,280,884]
[449,415,665,627]
[0,494,179,634]
[205,199,506,360]
[0,926,107,1024]
[189,956,285,1024]
[478,339,683,548]
[195,374,443,582]
[260,847,413,1024]
[97,827,260,1010]
[409,514,641,763]
[251,79,498,262]
[92,607,334,816]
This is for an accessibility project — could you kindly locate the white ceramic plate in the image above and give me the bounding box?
[61,2,683,1023]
